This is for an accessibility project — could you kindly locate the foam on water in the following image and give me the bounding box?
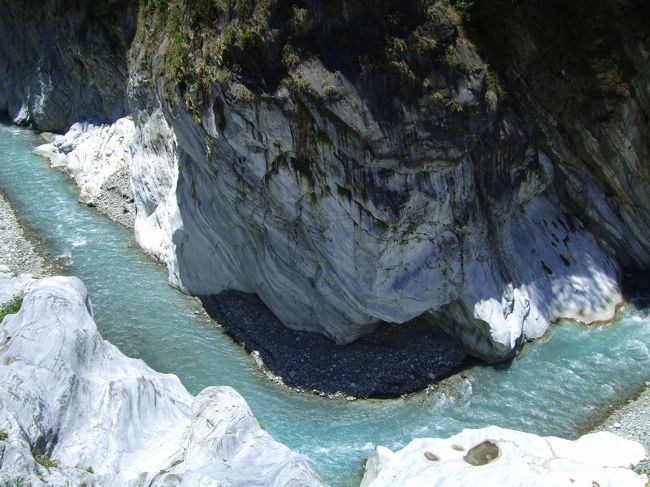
[0,123,648,486]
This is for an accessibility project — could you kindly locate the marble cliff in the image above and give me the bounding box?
[5,0,650,362]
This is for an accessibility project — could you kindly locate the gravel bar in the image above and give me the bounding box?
[0,191,47,276]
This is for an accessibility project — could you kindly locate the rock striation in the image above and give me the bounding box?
[0,0,136,132]
[360,426,647,487]
[4,0,647,364]
[0,274,324,486]
[125,0,623,362]
[467,0,650,271]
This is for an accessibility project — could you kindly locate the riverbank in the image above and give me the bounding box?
[34,123,135,229]
[593,385,650,475]
[2,118,650,485]
[32,122,470,398]
[201,292,467,398]
[0,191,46,276]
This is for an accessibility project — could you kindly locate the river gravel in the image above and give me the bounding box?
[0,191,47,276]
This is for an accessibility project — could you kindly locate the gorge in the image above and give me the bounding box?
[0,0,649,485]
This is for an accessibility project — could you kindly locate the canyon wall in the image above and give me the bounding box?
[4,0,649,362]
[0,0,136,132]
[127,0,624,361]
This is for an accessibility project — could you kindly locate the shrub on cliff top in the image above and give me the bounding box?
[0,296,22,322]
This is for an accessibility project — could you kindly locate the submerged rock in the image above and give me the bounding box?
[361,426,647,486]
[0,275,324,486]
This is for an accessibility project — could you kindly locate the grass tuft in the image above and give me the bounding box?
[0,296,22,322]
[32,448,58,469]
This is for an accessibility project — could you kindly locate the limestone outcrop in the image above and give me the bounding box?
[5,0,648,363]
[0,274,324,486]
[361,426,647,486]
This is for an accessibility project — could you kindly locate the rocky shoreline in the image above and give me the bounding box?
[201,292,467,398]
[0,191,47,276]
[0,274,324,486]
[34,122,136,229]
[0,124,648,485]
[32,121,471,398]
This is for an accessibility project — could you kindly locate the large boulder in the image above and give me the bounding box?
[0,275,324,486]
[361,426,646,486]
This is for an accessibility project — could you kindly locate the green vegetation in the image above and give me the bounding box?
[31,449,58,469]
[0,429,7,441]
[450,0,474,20]
[134,0,488,122]
[0,296,22,321]
[289,7,309,34]
[447,98,464,113]
[84,466,94,474]
[281,44,302,71]
[483,65,505,103]
[240,31,257,52]
[283,72,319,99]
[430,89,447,105]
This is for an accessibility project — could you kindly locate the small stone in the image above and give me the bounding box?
[424,451,440,462]
[613,422,621,428]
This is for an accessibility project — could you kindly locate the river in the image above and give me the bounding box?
[0,122,648,486]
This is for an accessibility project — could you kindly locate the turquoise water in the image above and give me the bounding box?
[0,122,649,486]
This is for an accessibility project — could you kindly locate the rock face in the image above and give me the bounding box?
[0,275,324,486]
[126,0,622,361]
[360,426,647,487]
[467,0,650,271]
[3,0,647,363]
[0,0,136,132]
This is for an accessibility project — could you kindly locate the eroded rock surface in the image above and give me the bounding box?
[0,275,324,486]
[33,118,136,226]
[0,0,136,132]
[3,0,647,364]
[126,0,623,362]
[361,426,647,486]
[468,0,650,271]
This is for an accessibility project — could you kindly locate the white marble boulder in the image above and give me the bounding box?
[0,275,324,486]
[361,426,646,487]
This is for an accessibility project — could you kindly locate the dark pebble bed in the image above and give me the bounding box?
[201,291,467,398]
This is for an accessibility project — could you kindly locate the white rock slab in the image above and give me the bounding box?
[361,426,646,487]
[33,117,135,204]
